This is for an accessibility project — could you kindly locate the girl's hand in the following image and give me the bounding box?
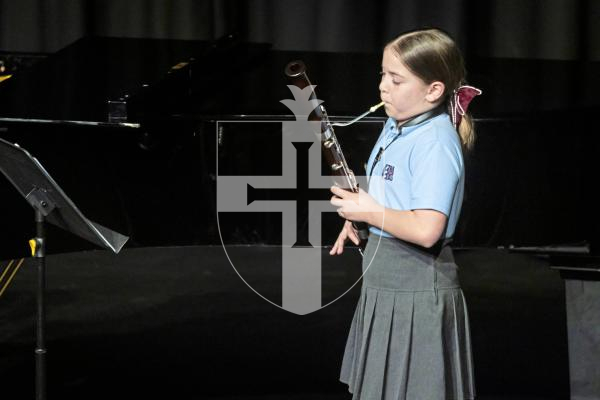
[330,186,384,223]
[329,220,359,255]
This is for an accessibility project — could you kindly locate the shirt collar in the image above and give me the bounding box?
[385,111,447,139]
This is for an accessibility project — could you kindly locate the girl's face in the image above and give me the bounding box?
[379,48,443,123]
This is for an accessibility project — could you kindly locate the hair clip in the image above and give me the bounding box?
[451,85,482,128]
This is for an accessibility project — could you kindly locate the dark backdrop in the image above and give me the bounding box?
[1,0,599,60]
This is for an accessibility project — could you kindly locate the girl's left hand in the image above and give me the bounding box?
[330,186,384,223]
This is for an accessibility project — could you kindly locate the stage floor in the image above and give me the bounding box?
[0,245,569,399]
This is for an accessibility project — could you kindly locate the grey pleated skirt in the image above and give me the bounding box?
[340,236,476,400]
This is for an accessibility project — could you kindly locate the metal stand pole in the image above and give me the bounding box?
[33,210,47,400]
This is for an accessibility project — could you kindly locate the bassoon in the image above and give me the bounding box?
[284,60,370,252]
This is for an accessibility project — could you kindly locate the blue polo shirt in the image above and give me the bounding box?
[366,113,464,239]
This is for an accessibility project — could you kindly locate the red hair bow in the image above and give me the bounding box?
[450,85,482,128]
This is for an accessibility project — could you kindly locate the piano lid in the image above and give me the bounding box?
[0,36,228,123]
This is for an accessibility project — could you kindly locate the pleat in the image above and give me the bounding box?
[341,289,366,390]
[352,288,379,396]
[451,291,465,399]
[460,292,476,397]
[340,295,361,388]
[387,292,415,400]
[359,290,395,399]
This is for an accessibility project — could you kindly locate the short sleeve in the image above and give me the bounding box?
[409,137,462,216]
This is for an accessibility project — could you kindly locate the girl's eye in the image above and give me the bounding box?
[381,71,401,85]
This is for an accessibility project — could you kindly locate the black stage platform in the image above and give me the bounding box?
[1,245,568,399]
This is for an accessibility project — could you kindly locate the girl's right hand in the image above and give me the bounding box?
[329,220,360,255]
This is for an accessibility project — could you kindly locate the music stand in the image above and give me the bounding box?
[0,137,128,400]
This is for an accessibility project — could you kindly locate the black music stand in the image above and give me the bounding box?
[0,137,128,400]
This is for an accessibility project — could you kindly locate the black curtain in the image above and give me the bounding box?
[1,0,598,60]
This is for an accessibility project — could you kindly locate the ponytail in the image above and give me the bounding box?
[458,113,476,151]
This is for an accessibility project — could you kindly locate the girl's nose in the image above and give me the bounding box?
[379,79,386,93]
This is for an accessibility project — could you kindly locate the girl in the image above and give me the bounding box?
[330,28,480,399]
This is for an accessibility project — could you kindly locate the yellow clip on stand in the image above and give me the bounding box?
[29,238,44,258]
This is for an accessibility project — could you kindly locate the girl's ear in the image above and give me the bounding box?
[425,81,445,103]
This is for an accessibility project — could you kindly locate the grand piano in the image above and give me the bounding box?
[1,36,599,398]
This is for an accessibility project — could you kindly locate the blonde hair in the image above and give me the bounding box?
[386,28,475,150]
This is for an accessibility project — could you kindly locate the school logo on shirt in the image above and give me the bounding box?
[383,164,395,181]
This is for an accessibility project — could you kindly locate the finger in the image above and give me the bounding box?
[329,243,337,255]
[344,220,359,245]
[330,229,346,255]
[337,229,348,254]
[330,236,343,255]
[330,185,346,198]
[329,236,338,255]
[347,227,360,245]
[336,238,344,255]
[330,196,343,207]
